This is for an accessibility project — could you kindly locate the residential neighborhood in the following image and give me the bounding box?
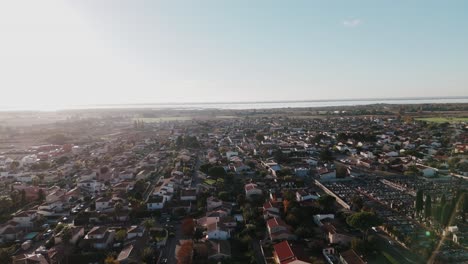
[0,109,467,264]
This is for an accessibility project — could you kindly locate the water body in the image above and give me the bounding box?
[75,97,468,110]
[2,97,468,111]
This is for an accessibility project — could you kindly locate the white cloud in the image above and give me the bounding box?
[342,18,362,28]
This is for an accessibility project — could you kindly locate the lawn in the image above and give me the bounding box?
[204,179,216,185]
[415,117,468,123]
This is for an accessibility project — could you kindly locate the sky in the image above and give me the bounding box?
[0,0,467,110]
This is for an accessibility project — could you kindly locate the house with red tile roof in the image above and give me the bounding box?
[273,240,311,264]
[267,217,297,241]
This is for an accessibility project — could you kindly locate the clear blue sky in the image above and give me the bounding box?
[0,0,467,109]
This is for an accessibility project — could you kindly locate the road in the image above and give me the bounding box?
[373,229,424,264]
[159,223,182,264]
[251,240,266,264]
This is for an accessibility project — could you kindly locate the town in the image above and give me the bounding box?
[0,106,467,264]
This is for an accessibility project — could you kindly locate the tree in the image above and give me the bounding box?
[141,247,154,264]
[415,190,424,214]
[0,196,13,214]
[115,229,127,242]
[143,218,156,230]
[61,226,72,244]
[194,227,204,241]
[38,189,46,202]
[114,202,123,217]
[346,211,382,240]
[319,149,334,162]
[424,195,432,219]
[181,218,195,237]
[457,192,467,221]
[441,204,452,227]
[283,199,291,213]
[104,256,120,264]
[351,195,364,211]
[176,241,193,264]
[0,248,12,264]
[440,194,447,206]
[207,166,226,177]
[255,133,264,141]
[318,195,336,210]
[55,223,65,234]
[9,161,20,171]
[218,191,230,201]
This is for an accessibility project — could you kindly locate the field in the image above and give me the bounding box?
[415,117,468,123]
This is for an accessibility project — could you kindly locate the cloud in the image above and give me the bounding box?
[342,18,362,28]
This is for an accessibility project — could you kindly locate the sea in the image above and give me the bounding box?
[2,97,468,111]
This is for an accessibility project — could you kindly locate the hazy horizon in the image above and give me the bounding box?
[1,1,468,110]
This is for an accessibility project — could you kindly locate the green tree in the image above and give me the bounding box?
[115,229,127,242]
[143,218,156,230]
[61,226,72,244]
[207,166,226,177]
[318,194,336,210]
[218,191,230,201]
[424,195,432,219]
[441,204,452,227]
[0,248,12,264]
[415,190,424,214]
[38,189,46,202]
[141,247,154,264]
[319,149,334,162]
[346,211,382,240]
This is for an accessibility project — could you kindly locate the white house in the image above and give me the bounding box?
[296,190,319,202]
[206,196,223,211]
[77,179,103,193]
[146,195,165,211]
[206,222,230,240]
[180,189,197,201]
[294,168,309,177]
[84,226,115,249]
[12,211,37,228]
[127,225,145,240]
[55,226,84,245]
[244,183,262,198]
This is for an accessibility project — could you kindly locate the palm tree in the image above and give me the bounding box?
[143,218,156,231]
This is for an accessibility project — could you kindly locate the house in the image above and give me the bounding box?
[263,201,281,219]
[207,240,231,260]
[206,196,223,211]
[322,223,352,246]
[206,222,230,240]
[0,221,23,243]
[113,181,134,193]
[12,211,37,228]
[84,226,115,249]
[296,190,319,202]
[294,167,309,177]
[12,253,49,264]
[117,244,139,264]
[416,164,438,177]
[180,188,197,201]
[267,217,297,241]
[245,183,262,198]
[55,226,84,245]
[95,197,112,212]
[339,249,366,264]
[318,169,336,180]
[127,225,145,240]
[146,195,165,210]
[273,240,311,264]
[77,179,103,193]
